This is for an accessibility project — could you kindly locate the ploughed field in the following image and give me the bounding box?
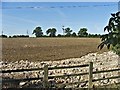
[2,38,107,62]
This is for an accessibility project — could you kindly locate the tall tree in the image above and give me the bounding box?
[64,27,72,37]
[98,11,120,82]
[98,11,120,56]
[78,28,88,37]
[46,28,57,37]
[32,27,43,37]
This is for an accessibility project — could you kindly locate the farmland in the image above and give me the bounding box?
[2,38,108,62]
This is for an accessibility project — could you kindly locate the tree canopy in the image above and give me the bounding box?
[32,27,43,37]
[71,32,77,37]
[78,28,88,37]
[46,28,57,37]
[64,27,72,37]
[98,11,120,56]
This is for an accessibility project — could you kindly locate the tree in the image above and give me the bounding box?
[98,11,120,56]
[32,27,43,37]
[71,32,77,37]
[78,28,88,37]
[0,35,7,38]
[46,28,57,37]
[57,34,62,37]
[64,27,72,37]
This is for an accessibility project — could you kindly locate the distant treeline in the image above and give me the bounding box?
[1,26,103,38]
[32,26,102,38]
[0,35,29,38]
[0,34,101,38]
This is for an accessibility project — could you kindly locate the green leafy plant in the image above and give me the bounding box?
[32,27,43,37]
[64,27,72,37]
[78,28,88,37]
[98,11,120,56]
[46,28,57,37]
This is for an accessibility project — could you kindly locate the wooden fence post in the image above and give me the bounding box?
[88,62,93,89]
[43,64,48,88]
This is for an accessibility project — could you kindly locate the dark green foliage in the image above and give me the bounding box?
[12,35,29,38]
[98,11,120,56]
[46,28,57,37]
[88,34,101,38]
[64,27,72,37]
[9,36,12,38]
[78,28,88,37]
[112,44,120,55]
[71,32,77,37]
[57,34,62,37]
[0,35,7,38]
[32,27,43,37]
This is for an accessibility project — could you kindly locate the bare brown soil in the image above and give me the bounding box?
[2,38,108,62]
